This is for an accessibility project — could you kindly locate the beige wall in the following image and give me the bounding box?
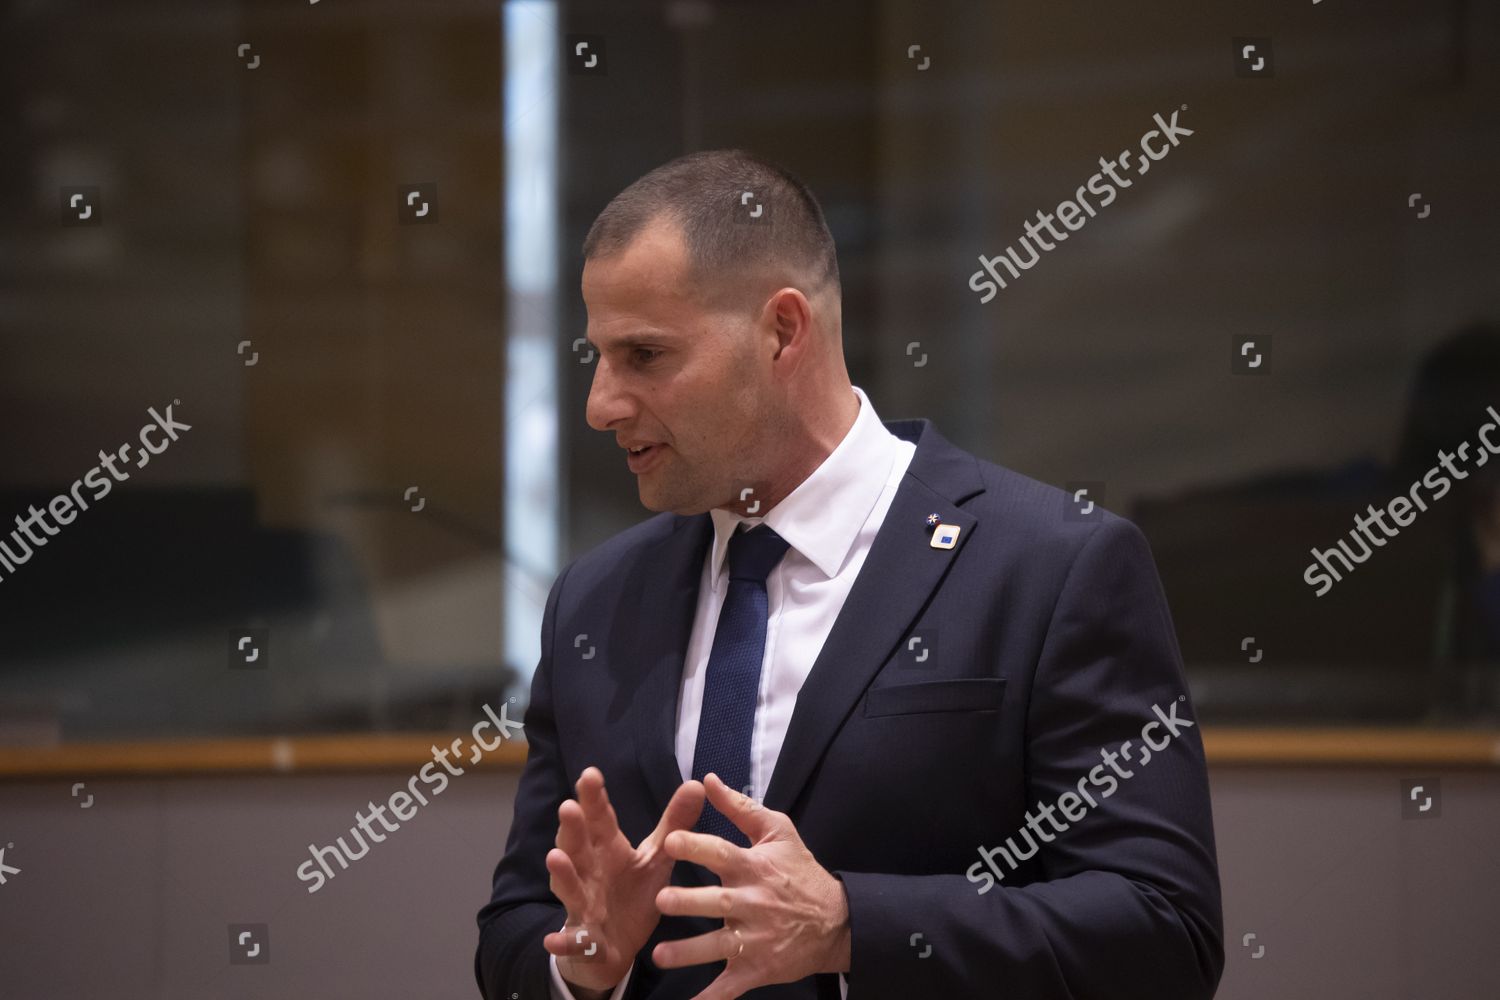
[0,765,1495,997]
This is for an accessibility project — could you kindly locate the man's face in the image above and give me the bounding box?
[582,218,772,515]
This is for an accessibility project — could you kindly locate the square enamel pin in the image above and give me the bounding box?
[930,523,960,549]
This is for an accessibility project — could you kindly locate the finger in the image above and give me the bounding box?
[544,846,589,917]
[651,924,742,970]
[703,772,780,844]
[656,883,741,920]
[575,766,623,847]
[556,798,594,877]
[543,923,603,961]
[645,779,706,851]
[663,828,749,879]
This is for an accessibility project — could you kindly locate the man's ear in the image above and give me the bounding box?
[767,287,812,366]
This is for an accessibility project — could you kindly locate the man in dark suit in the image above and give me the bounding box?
[476,150,1223,1000]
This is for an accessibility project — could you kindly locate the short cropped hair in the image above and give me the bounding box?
[582,149,840,311]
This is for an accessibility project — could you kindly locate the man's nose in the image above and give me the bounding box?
[584,358,634,432]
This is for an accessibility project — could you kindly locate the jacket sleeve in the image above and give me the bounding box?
[476,561,580,999]
[836,515,1225,999]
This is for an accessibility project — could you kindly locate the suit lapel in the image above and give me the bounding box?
[631,512,713,818]
[763,419,985,816]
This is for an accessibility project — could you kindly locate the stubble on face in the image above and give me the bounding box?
[638,333,774,516]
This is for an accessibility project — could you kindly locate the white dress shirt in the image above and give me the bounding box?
[550,385,916,1000]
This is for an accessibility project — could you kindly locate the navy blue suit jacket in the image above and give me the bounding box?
[477,418,1224,999]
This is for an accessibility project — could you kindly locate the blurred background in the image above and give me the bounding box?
[1,0,1498,997]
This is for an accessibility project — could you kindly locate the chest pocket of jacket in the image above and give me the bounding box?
[863,677,1006,717]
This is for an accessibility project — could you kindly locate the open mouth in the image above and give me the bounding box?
[626,443,664,471]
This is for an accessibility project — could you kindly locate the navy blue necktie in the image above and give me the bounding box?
[691,523,792,846]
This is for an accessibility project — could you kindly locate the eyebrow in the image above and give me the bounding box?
[588,332,675,352]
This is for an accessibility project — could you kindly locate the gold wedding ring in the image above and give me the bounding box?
[729,926,745,960]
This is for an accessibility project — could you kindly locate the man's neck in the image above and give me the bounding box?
[721,387,860,517]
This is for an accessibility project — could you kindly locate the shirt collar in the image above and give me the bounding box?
[708,385,902,591]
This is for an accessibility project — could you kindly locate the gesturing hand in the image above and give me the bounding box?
[652,773,852,1000]
[544,767,707,996]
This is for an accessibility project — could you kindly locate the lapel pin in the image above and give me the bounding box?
[930,523,960,549]
[925,512,941,528]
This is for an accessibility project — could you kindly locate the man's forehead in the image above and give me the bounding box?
[582,263,699,337]
[583,257,695,309]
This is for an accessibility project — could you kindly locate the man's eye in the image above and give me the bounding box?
[634,348,661,363]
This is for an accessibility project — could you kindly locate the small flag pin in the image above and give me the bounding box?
[930,523,960,549]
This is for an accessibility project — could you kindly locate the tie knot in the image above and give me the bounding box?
[727,524,791,584]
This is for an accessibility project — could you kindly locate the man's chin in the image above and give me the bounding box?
[636,482,672,514]
[637,482,710,517]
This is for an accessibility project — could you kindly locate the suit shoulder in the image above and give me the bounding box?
[965,452,1145,549]
[560,510,687,583]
